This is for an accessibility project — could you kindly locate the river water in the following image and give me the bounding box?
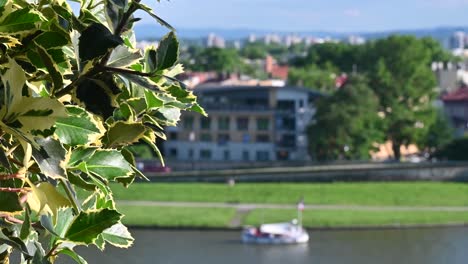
[61,227,468,264]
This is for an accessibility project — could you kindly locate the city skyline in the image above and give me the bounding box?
[140,0,468,32]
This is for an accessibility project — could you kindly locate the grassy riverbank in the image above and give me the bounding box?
[118,206,468,228]
[111,182,468,206]
[109,182,468,228]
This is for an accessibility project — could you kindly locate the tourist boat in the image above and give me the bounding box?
[241,221,309,244]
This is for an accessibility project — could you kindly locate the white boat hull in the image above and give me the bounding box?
[241,224,309,244]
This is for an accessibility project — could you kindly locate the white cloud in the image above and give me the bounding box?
[344,9,361,17]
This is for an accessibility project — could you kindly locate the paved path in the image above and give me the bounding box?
[118,200,468,212]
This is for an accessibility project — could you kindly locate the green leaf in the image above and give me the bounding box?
[0,9,42,33]
[55,106,104,146]
[104,121,146,147]
[144,89,163,109]
[32,137,67,179]
[56,248,88,264]
[142,135,164,167]
[120,73,162,92]
[105,0,123,33]
[1,57,26,115]
[40,215,61,237]
[133,3,174,31]
[20,207,31,240]
[107,45,141,68]
[102,223,134,248]
[32,241,49,264]
[77,150,133,181]
[33,31,69,49]
[36,44,63,94]
[75,76,117,119]
[0,192,22,215]
[0,229,31,257]
[68,147,97,167]
[54,207,74,239]
[27,182,71,216]
[64,209,122,244]
[151,31,179,72]
[190,103,207,116]
[0,148,12,173]
[79,23,123,62]
[5,97,67,133]
[157,106,181,126]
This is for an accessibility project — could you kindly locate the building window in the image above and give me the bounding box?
[277,117,296,131]
[237,117,249,131]
[200,133,212,142]
[218,134,230,145]
[223,150,230,161]
[200,117,211,130]
[188,149,194,158]
[257,118,270,131]
[279,134,296,147]
[276,151,289,160]
[169,132,178,140]
[242,150,250,161]
[299,100,304,108]
[218,117,230,130]
[256,134,270,143]
[242,133,251,143]
[169,148,177,158]
[256,151,270,161]
[183,116,194,130]
[200,149,212,160]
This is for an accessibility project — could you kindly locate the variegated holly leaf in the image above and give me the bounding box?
[104,121,146,147]
[55,106,104,146]
[102,222,134,248]
[64,209,121,245]
[26,181,71,216]
[76,150,133,181]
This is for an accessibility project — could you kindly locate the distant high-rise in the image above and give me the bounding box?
[206,33,225,48]
[449,31,466,50]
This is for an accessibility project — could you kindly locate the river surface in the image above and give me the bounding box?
[60,227,468,264]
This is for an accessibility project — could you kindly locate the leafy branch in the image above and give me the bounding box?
[0,0,205,263]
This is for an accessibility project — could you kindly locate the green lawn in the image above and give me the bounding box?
[244,209,468,227]
[117,205,468,228]
[119,206,236,227]
[110,182,468,207]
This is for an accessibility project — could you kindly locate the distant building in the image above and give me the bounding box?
[263,34,282,45]
[442,86,468,136]
[450,31,466,51]
[432,61,459,93]
[164,85,323,162]
[206,33,225,48]
[346,35,366,45]
[264,55,289,80]
[248,34,257,43]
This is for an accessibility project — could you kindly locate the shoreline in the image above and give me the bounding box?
[127,222,468,232]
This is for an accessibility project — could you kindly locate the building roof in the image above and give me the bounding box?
[442,86,468,102]
[193,85,324,98]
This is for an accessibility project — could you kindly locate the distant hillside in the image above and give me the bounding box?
[134,24,468,46]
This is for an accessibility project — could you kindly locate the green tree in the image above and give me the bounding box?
[0,0,204,263]
[241,42,267,60]
[191,47,242,73]
[288,64,337,93]
[418,110,454,154]
[368,36,438,160]
[308,76,383,161]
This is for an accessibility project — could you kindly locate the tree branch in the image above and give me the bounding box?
[101,66,154,77]
[0,187,28,193]
[0,173,23,180]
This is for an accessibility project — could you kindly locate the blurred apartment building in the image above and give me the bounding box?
[164,85,322,162]
[206,33,225,48]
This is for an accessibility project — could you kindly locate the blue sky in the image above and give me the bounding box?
[140,0,468,32]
